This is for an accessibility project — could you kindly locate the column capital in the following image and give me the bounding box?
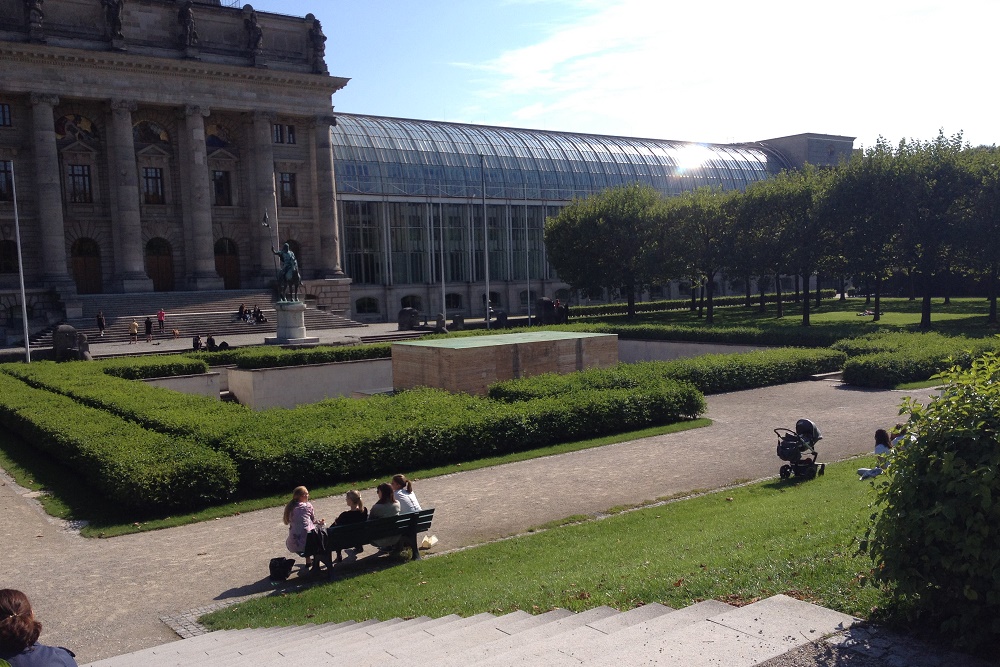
[310,114,336,129]
[254,110,276,123]
[110,99,138,114]
[29,93,59,108]
[184,105,210,119]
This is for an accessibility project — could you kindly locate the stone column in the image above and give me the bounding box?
[29,93,73,291]
[252,111,278,282]
[182,105,223,289]
[314,114,345,277]
[108,99,153,292]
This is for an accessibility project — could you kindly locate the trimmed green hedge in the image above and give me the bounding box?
[488,348,847,401]
[0,372,237,511]
[834,332,1000,388]
[186,342,393,370]
[0,362,248,447]
[218,382,706,493]
[547,322,856,348]
[570,290,839,317]
[98,356,209,380]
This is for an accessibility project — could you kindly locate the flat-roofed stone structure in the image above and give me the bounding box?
[392,331,618,396]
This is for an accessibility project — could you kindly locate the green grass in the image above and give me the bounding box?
[202,457,887,629]
[0,417,709,538]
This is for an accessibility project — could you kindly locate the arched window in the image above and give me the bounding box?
[70,238,101,294]
[145,237,174,292]
[401,295,422,310]
[519,290,538,308]
[355,296,379,314]
[0,240,17,274]
[133,120,170,145]
[214,238,240,289]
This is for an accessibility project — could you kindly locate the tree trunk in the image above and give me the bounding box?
[908,269,916,301]
[989,266,998,325]
[794,274,800,302]
[920,269,932,329]
[801,271,811,326]
[839,276,846,301]
[744,275,752,307]
[698,284,704,318]
[759,277,767,313]
[815,273,822,308]
[873,274,882,322]
[865,277,872,306]
[626,282,637,321]
[690,283,697,312]
[775,273,784,318]
[706,272,715,324]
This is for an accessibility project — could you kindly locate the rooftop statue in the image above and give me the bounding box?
[178,1,198,47]
[309,18,328,74]
[102,0,125,41]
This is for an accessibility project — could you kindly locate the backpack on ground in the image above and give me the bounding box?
[268,556,295,583]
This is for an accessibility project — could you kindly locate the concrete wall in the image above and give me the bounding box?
[618,339,768,363]
[227,358,392,409]
[142,371,220,398]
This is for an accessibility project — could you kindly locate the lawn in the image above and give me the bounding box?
[202,457,887,630]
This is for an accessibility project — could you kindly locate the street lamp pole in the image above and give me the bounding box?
[9,160,30,362]
[480,153,490,330]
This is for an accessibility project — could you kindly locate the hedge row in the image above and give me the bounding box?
[217,383,706,493]
[488,348,847,401]
[570,290,839,317]
[0,372,237,510]
[186,342,393,370]
[548,322,856,348]
[0,362,248,447]
[98,356,209,380]
[834,332,1000,388]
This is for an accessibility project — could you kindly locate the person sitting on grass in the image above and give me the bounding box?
[368,482,400,552]
[391,474,422,514]
[0,588,78,666]
[858,428,893,480]
[331,489,368,562]
[283,486,324,571]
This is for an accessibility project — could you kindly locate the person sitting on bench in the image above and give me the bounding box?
[331,490,368,562]
[369,483,400,552]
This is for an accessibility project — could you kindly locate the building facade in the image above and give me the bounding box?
[0,0,350,324]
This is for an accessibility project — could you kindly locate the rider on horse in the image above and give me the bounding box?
[272,243,300,301]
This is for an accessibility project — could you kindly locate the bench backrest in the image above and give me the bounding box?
[325,508,434,547]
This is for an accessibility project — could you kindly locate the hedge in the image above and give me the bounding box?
[186,342,393,370]
[0,372,237,511]
[98,356,209,380]
[570,289,839,318]
[0,362,248,447]
[834,332,1000,388]
[488,348,847,401]
[217,382,705,493]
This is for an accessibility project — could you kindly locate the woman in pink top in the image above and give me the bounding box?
[282,486,323,568]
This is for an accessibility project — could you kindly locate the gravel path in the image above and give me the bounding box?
[1,381,936,663]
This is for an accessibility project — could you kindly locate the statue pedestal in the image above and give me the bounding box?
[265,301,319,346]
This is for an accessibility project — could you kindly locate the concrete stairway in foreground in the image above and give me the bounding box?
[83,595,858,667]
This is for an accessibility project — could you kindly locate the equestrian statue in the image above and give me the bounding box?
[272,243,302,301]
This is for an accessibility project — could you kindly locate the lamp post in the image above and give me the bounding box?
[9,159,30,362]
[480,153,490,330]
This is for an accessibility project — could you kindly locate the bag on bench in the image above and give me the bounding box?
[268,557,295,583]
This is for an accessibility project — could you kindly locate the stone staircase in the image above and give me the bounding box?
[83,595,858,667]
[32,290,365,347]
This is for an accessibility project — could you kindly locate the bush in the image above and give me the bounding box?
[569,290,838,318]
[98,356,209,380]
[862,354,1000,653]
[837,332,1000,388]
[0,372,237,511]
[489,348,846,401]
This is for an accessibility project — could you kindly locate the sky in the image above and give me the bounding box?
[250,0,1000,150]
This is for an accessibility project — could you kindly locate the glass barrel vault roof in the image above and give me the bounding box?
[330,113,791,200]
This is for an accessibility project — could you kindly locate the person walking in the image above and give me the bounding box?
[144,316,153,343]
[96,311,106,337]
[157,308,165,334]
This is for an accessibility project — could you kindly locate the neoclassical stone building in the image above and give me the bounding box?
[0,0,350,314]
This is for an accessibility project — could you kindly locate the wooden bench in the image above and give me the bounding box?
[320,508,434,564]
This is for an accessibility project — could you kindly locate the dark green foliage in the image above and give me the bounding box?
[862,354,1000,652]
[187,343,392,369]
[0,372,237,510]
[836,332,1000,388]
[569,290,837,318]
[561,322,853,348]
[0,361,248,447]
[489,348,846,401]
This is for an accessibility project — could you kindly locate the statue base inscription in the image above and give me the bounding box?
[264,301,319,346]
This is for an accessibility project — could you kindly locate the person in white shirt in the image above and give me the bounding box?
[858,429,893,480]
[392,474,422,513]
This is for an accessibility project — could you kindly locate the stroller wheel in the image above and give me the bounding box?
[779,465,791,480]
[805,466,817,480]
[818,463,826,476]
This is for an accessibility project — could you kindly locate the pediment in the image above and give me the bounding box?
[60,140,98,156]
[137,144,172,158]
[208,148,239,162]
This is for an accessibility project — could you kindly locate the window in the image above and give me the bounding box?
[445,293,463,309]
[0,104,10,127]
[401,295,422,311]
[0,240,17,273]
[272,124,284,144]
[279,172,297,207]
[212,170,232,206]
[286,125,296,145]
[66,164,92,203]
[355,296,379,314]
[141,167,165,205]
[0,161,12,201]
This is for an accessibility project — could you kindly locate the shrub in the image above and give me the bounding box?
[838,332,1000,388]
[489,348,846,401]
[98,356,209,380]
[0,372,237,511]
[569,290,838,318]
[862,354,1000,652]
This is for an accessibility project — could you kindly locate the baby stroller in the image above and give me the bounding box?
[775,418,825,480]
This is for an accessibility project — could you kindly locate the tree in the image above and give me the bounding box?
[544,183,678,319]
[957,147,1000,324]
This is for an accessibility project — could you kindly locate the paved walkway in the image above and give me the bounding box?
[0,379,934,663]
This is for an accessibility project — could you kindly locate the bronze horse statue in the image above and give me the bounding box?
[276,266,302,302]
